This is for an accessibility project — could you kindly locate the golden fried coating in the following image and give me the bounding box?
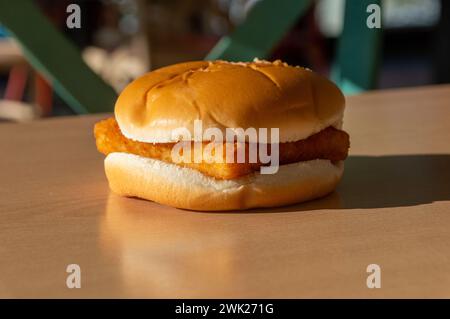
[94,117,349,180]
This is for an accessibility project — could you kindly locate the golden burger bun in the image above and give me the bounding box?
[115,59,345,143]
[105,153,344,211]
[100,59,347,211]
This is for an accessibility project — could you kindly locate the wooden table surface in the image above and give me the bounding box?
[1,85,450,298]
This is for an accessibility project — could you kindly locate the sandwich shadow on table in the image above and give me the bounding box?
[248,154,450,213]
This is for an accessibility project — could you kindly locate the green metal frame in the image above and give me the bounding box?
[0,0,382,109]
[332,0,382,94]
[206,0,312,61]
[206,0,382,95]
[0,0,117,114]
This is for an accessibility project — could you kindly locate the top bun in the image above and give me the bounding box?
[115,59,345,143]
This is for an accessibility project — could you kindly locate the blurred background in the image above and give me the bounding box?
[0,0,449,120]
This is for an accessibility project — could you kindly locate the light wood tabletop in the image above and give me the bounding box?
[1,85,450,298]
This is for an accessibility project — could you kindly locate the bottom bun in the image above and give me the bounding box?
[104,152,344,211]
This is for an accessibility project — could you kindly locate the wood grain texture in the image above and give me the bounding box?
[1,85,450,298]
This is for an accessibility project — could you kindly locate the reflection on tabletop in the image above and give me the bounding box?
[99,153,450,298]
